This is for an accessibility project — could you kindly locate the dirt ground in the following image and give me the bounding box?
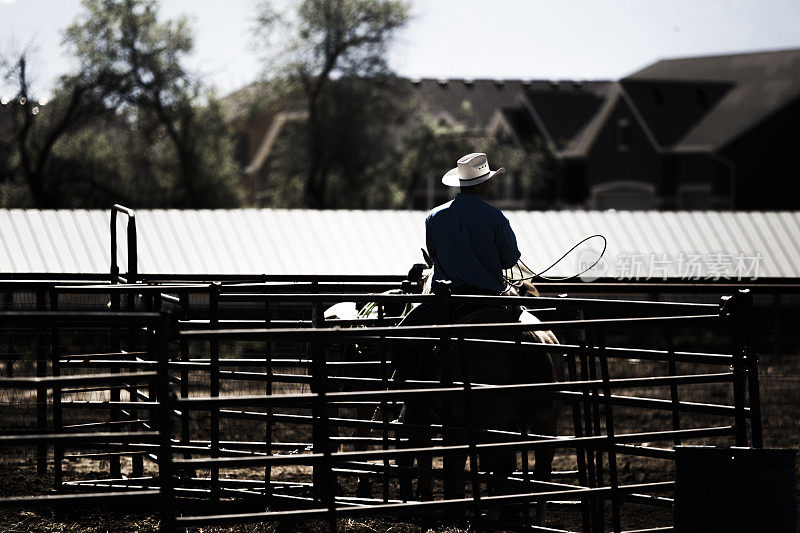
[1,323,798,532]
[0,454,672,532]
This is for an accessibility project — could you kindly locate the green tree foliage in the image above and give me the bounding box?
[255,0,409,208]
[395,117,554,209]
[0,0,242,208]
[260,77,410,208]
[0,54,116,207]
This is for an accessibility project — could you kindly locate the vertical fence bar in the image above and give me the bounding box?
[516,331,531,527]
[130,291,148,478]
[459,335,483,528]
[738,290,763,448]
[567,341,592,533]
[209,283,221,500]
[666,326,682,447]
[35,289,47,475]
[179,289,191,463]
[578,314,601,532]
[587,334,605,533]
[50,291,62,490]
[379,302,390,503]
[746,351,763,448]
[109,288,122,479]
[156,313,175,533]
[310,300,337,532]
[724,292,749,447]
[562,299,592,533]
[264,300,274,501]
[597,331,621,533]
[433,282,455,503]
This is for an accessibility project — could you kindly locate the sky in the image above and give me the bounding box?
[2,0,800,101]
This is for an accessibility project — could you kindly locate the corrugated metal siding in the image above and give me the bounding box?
[0,209,798,278]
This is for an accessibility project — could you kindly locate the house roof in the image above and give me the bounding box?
[623,49,800,152]
[1,209,798,279]
[409,78,527,130]
[519,81,614,154]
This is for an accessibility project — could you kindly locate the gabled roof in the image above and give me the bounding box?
[519,81,613,154]
[410,79,525,130]
[488,106,539,149]
[624,49,800,152]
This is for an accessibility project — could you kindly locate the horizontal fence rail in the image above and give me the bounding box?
[0,276,765,533]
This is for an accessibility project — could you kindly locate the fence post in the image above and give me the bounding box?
[578,313,601,533]
[264,300,274,502]
[666,326,682,446]
[739,290,763,448]
[50,289,62,491]
[459,335,483,526]
[727,289,762,448]
[35,289,47,475]
[378,301,391,503]
[562,299,592,533]
[310,300,337,532]
[432,282,456,501]
[131,291,147,478]
[109,288,122,479]
[156,312,176,533]
[597,332,621,533]
[722,290,750,447]
[179,289,192,465]
[209,282,221,501]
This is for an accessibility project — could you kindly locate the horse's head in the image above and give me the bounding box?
[405,251,434,295]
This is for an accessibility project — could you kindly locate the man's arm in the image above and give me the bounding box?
[497,217,521,269]
[425,215,436,262]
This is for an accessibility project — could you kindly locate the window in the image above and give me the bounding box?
[696,87,709,107]
[651,86,665,107]
[616,118,631,152]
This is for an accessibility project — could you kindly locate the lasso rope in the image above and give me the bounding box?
[503,234,608,287]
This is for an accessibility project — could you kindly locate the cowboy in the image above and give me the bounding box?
[399,153,521,330]
[426,152,521,295]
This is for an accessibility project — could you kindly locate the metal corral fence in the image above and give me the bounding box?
[0,277,766,533]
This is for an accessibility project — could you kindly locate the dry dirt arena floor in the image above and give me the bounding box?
[0,449,675,532]
[1,346,797,532]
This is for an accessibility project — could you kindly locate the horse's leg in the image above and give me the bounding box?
[416,451,434,501]
[531,400,558,527]
[397,402,433,502]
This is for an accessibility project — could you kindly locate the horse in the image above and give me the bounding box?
[391,258,563,526]
[323,290,409,498]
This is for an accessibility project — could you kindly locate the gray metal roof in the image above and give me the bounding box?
[624,49,800,151]
[0,209,798,279]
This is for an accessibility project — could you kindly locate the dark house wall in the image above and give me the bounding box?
[583,98,661,207]
[660,153,729,209]
[722,95,800,210]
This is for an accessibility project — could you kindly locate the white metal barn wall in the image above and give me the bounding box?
[0,209,798,278]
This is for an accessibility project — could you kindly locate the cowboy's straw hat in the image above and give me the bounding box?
[442,152,505,187]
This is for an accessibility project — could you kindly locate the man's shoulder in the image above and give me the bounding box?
[426,200,454,221]
[472,198,510,223]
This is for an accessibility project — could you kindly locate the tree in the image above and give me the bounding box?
[64,0,242,207]
[255,0,409,208]
[0,53,117,207]
[0,0,242,208]
[395,116,555,209]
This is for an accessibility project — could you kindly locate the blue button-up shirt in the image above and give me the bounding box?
[425,193,521,293]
